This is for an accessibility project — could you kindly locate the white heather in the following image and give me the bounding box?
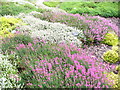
[17,14,84,46]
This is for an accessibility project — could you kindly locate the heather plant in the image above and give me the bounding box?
[0,17,22,31]
[103,50,119,63]
[102,32,118,46]
[43,2,60,7]
[105,72,119,88]
[112,46,119,52]
[0,17,23,38]
[13,41,116,88]
[0,2,46,16]
[35,11,118,44]
[1,34,33,54]
[16,14,84,46]
[0,55,22,88]
[48,2,119,17]
[0,30,14,38]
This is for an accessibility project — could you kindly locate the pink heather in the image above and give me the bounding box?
[38,85,42,88]
[15,31,20,34]
[18,44,26,48]
[22,42,116,88]
[28,43,32,47]
[26,83,33,86]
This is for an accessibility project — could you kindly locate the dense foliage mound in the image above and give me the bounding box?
[0,17,24,38]
[43,2,119,17]
[0,2,46,16]
[33,10,119,44]
[1,34,116,88]
[0,1,119,89]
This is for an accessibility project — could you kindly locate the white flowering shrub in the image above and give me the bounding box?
[17,14,85,46]
[0,55,23,88]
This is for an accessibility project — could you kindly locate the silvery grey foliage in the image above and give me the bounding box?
[17,14,85,46]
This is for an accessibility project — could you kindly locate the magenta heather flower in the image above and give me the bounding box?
[28,43,32,47]
[19,42,116,88]
[38,85,42,88]
[15,31,20,34]
[41,11,119,43]
[16,44,26,50]
[18,44,26,48]
[26,83,33,86]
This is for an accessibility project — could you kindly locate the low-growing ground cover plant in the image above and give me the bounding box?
[35,10,119,45]
[43,2,119,17]
[15,14,84,46]
[0,17,24,38]
[1,34,33,55]
[105,72,119,88]
[0,55,22,88]
[102,44,119,64]
[103,50,119,63]
[102,32,118,46]
[0,2,46,16]
[43,2,61,7]
[1,35,116,88]
[0,1,119,88]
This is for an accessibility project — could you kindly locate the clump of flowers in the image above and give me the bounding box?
[103,50,119,63]
[0,17,22,31]
[34,11,118,44]
[17,15,84,46]
[14,41,116,88]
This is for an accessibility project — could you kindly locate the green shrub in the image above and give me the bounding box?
[43,2,60,7]
[0,2,46,16]
[102,32,118,46]
[103,50,119,63]
[116,65,120,75]
[49,2,119,17]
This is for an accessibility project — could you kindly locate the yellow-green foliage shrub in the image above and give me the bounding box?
[0,17,22,38]
[106,72,119,88]
[116,65,120,72]
[0,30,14,38]
[112,46,119,52]
[103,50,119,63]
[102,32,118,46]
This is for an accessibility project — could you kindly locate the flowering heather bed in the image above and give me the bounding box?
[15,13,84,46]
[37,11,119,43]
[0,1,119,89]
[1,36,117,88]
